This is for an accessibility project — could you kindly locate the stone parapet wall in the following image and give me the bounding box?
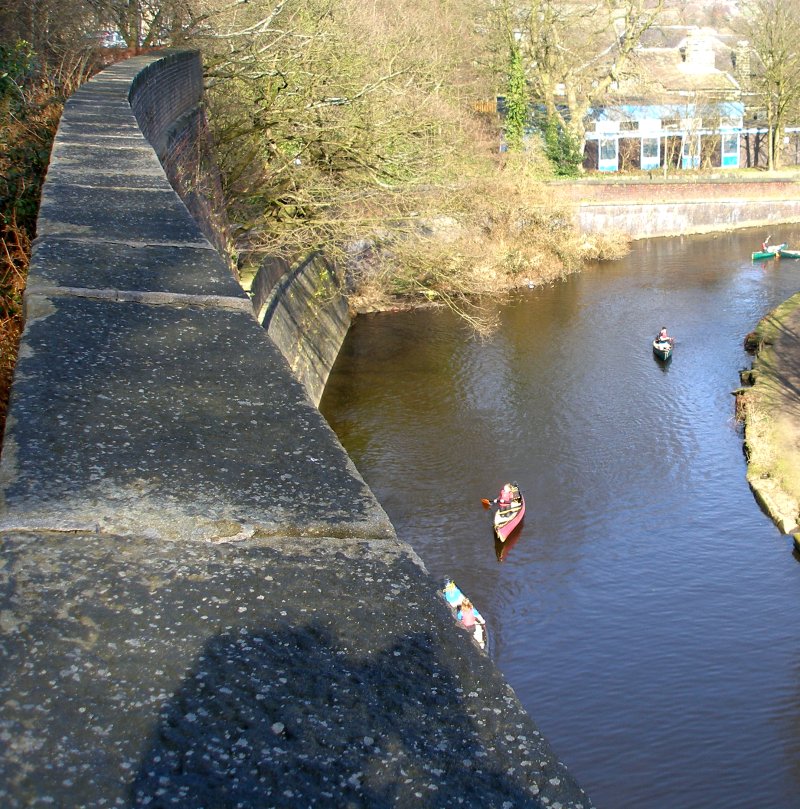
[130,50,232,260]
[0,51,591,807]
[129,50,204,156]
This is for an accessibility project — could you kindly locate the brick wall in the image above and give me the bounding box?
[129,50,233,266]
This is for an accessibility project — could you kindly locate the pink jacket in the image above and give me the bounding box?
[459,606,476,628]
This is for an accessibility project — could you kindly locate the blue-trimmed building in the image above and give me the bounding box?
[581,26,750,172]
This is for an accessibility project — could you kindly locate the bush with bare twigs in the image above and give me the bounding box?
[192,0,630,334]
[345,163,630,334]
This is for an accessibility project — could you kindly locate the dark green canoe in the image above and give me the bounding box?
[653,339,673,361]
[752,243,785,260]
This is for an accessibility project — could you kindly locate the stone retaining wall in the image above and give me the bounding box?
[558,178,800,238]
[0,51,591,807]
[256,252,351,407]
[560,178,800,203]
[578,198,800,238]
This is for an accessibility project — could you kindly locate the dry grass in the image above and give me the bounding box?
[743,293,800,486]
[742,382,800,531]
[742,385,776,476]
[740,299,800,531]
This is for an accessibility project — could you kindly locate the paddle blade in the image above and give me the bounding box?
[481,498,491,509]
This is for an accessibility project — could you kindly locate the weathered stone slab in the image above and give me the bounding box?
[45,141,173,189]
[71,65,156,99]
[55,116,143,139]
[64,92,132,108]
[28,237,245,299]
[0,531,589,808]
[51,105,142,131]
[0,296,394,541]
[37,182,208,245]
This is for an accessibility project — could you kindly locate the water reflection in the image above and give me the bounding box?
[320,227,800,809]
[494,529,522,563]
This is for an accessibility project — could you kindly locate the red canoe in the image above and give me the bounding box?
[494,487,525,543]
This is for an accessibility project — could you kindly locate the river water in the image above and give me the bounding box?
[319,228,800,809]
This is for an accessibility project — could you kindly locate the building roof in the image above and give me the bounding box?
[639,24,738,55]
[608,28,741,106]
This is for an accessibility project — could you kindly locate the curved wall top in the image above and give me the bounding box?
[0,52,591,807]
[8,47,392,543]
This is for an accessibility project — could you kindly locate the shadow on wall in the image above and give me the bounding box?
[130,624,544,807]
[257,253,351,407]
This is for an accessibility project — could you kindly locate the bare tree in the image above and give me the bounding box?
[0,0,99,55]
[184,0,492,265]
[0,0,201,55]
[738,0,800,170]
[83,0,201,49]
[492,0,664,159]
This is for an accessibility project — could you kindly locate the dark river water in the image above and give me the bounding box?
[319,228,800,809]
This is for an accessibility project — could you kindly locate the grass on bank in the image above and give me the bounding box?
[341,156,631,332]
[742,380,800,530]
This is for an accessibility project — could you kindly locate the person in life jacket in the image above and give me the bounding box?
[442,580,464,609]
[458,599,477,628]
[496,482,515,508]
[656,326,673,345]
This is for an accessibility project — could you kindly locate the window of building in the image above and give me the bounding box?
[641,137,660,170]
[721,132,739,168]
[599,137,619,171]
[681,134,700,169]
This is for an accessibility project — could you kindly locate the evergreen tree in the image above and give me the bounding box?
[543,119,583,176]
[504,46,528,151]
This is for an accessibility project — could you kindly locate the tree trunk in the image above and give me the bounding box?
[774,121,784,170]
[564,87,587,159]
[767,106,775,171]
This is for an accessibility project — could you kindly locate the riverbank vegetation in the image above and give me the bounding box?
[5,0,792,429]
[192,0,632,328]
[0,0,635,375]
